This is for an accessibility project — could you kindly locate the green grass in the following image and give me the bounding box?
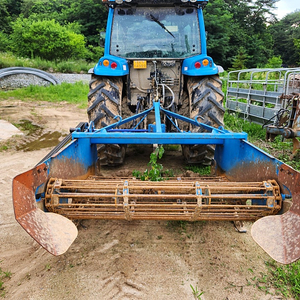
[185,165,211,176]
[163,144,180,151]
[225,114,300,299]
[0,82,88,108]
[0,263,12,298]
[0,52,95,73]
[190,284,204,300]
[167,220,188,234]
[224,111,266,142]
[268,261,300,298]
[250,260,300,298]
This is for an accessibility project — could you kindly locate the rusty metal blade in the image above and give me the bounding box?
[252,212,300,264]
[13,163,77,256]
[17,210,78,256]
[252,164,300,264]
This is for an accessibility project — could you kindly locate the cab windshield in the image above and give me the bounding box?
[110,6,201,59]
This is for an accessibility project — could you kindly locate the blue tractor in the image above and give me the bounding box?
[11,0,300,265]
[88,0,224,165]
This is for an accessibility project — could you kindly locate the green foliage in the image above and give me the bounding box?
[0,0,9,33]
[269,11,300,66]
[269,261,300,298]
[132,146,174,181]
[203,0,232,67]
[294,38,300,64]
[251,260,300,298]
[10,17,86,60]
[167,220,188,234]
[0,31,9,52]
[264,56,283,68]
[163,144,180,151]
[20,0,107,47]
[185,165,211,176]
[0,143,9,152]
[60,0,108,46]
[0,0,22,33]
[278,151,300,172]
[190,284,204,300]
[1,0,298,69]
[213,0,277,69]
[229,47,249,71]
[0,262,12,297]
[133,146,165,181]
[224,111,266,141]
[0,52,95,72]
[0,82,88,108]
[85,44,104,62]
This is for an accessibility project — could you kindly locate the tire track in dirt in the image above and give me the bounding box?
[0,101,290,300]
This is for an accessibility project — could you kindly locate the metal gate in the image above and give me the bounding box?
[226,68,300,125]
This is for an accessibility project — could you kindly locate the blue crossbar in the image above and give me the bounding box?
[72,101,248,144]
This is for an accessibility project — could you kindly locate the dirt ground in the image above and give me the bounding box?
[0,100,290,300]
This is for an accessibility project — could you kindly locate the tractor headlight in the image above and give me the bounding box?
[116,0,123,4]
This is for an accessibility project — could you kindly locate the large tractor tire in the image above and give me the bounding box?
[88,76,125,166]
[182,75,225,165]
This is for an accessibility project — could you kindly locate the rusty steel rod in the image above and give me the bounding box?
[44,177,282,221]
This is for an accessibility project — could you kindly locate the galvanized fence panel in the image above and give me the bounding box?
[226,68,300,125]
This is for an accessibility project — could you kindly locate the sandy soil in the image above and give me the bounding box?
[0,100,289,300]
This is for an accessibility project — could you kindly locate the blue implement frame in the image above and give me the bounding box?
[72,101,247,144]
[12,100,300,263]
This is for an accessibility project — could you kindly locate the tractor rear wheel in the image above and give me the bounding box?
[182,75,225,165]
[88,75,125,166]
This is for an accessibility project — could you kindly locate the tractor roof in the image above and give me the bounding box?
[102,0,208,7]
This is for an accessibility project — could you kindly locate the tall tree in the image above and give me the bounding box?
[269,11,300,66]
[203,0,233,69]
[224,0,277,68]
[204,0,277,69]
[62,0,108,45]
[0,0,22,33]
[21,0,107,46]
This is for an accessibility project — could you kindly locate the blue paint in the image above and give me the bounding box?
[93,55,129,76]
[181,8,219,76]
[154,101,162,133]
[181,55,219,76]
[92,1,219,77]
[72,102,247,144]
[37,99,298,209]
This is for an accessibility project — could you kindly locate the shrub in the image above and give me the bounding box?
[84,44,104,62]
[264,56,283,68]
[0,31,10,52]
[10,17,86,60]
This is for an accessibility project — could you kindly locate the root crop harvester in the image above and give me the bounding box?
[12,0,300,264]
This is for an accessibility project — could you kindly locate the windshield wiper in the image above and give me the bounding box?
[150,14,175,38]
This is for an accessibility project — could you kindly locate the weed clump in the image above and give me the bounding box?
[0,263,12,297]
[132,146,174,181]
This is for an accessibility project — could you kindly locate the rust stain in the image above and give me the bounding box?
[49,156,94,180]
[12,163,78,256]
[252,163,300,264]
[13,163,48,219]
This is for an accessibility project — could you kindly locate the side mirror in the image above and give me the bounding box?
[100,31,106,48]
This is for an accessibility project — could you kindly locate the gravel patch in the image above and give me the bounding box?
[0,73,91,90]
[54,73,91,84]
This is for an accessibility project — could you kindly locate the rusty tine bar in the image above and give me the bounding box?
[45,177,282,220]
[49,193,277,199]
